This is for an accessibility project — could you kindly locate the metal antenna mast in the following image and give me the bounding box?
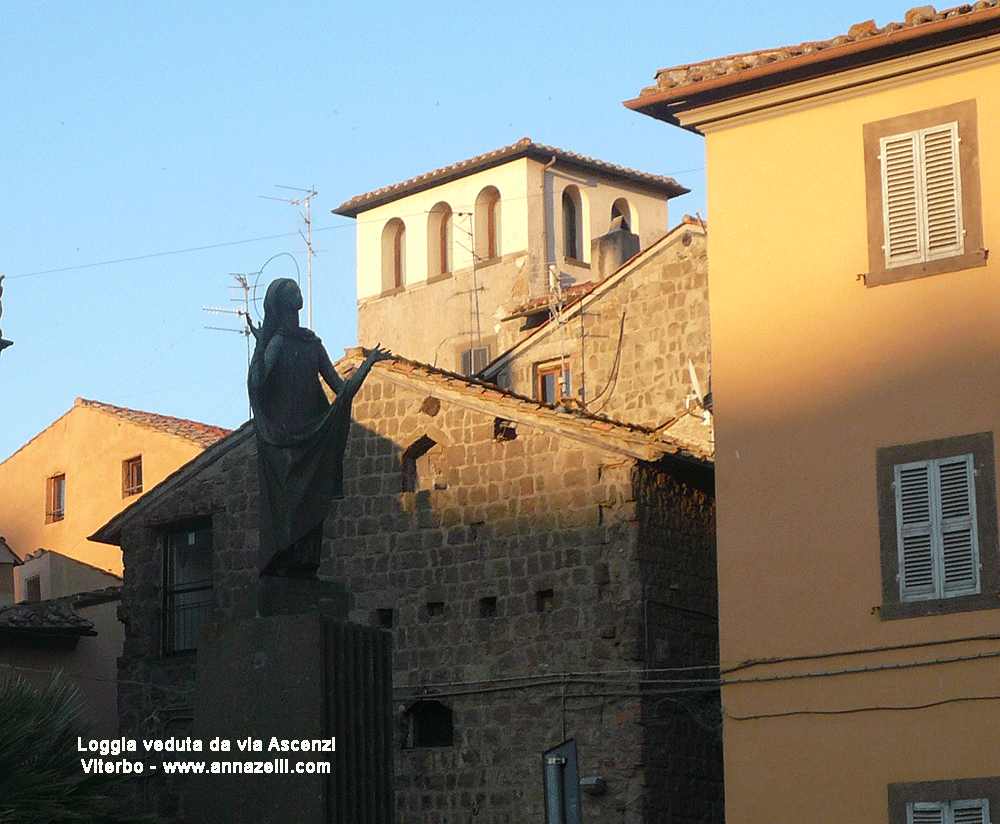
[260,185,318,328]
[203,274,253,417]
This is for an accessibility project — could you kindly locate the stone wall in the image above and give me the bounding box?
[635,460,723,824]
[114,368,719,823]
[497,224,710,429]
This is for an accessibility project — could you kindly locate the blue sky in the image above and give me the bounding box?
[1,0,913,462]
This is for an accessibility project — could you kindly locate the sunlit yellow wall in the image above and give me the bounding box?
[702,52,1000,823]
[0,401,208,577]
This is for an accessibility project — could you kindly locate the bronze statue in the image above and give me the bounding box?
[248,278,389,577]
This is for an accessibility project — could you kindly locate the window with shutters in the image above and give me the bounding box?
[876,433,999,620]
[864,100,985,287]
[889,778,1000,824]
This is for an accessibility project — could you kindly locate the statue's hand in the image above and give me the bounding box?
[366,343,393,364]
[246,314,262,341]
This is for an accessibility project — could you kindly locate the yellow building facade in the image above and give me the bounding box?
[0,398,229,579]
[630,5,1000,823]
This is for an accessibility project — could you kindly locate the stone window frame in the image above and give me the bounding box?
[122,455,143,498]
[863,99,985,287]
[162,519,214,655]
[876,432,999,620]
[45,473,66,523]
[888,777,1000,824]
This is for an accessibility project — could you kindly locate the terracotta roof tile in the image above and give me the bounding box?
[630,2,1000,108]
[76,398,231,448]
[0,599,97,635]
[333,138,687,217]
[340,348,714,462]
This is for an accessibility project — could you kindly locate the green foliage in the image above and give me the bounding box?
[0,677,154,824]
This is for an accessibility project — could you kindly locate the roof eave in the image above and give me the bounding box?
[333,143,688,217]
[625,7,1000,129]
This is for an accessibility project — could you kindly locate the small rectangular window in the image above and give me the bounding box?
[122,455,143,497]
[479,596,497,619]
[461,346,490,376]
[876,433,999,619]
[426,601,444,617]
[535,589,554,613]
[376,608,394,630]
[537,363,571,404]
[864,100,985,286]
[163,523,213,654]
[24,576,41,603]
[45,474,65,523]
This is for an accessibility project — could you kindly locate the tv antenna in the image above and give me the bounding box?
[0,276,11,357]
[260,185,318,328]
[203,274,253,416]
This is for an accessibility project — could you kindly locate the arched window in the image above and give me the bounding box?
[381,219,406,291]
[428,203,453,277]
[403,700,454,748]
[563,186,582,261]
[475,186,501,261]
[611,198,633,233]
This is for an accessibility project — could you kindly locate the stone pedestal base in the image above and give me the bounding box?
[189,610,393,823]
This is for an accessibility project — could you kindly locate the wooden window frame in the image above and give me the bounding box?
[537,361,571,404]
[45,473,65,523]
[122,455,143,497]
[876,432,999,619]
[889,778,1000,824]
[563,189,580,261]
[863,100,985,287]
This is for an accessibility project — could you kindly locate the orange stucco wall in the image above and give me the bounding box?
[0,402,208,576]
[702,48,1000,822]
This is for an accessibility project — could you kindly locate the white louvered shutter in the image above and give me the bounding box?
[910,802,947,824]
[895,454,979,601]
[881,121,963,268]
[937,454,979,596]
[922,123,964,260]
[882,132,923,267]
[896,461,936,598]
[952,799,989,824]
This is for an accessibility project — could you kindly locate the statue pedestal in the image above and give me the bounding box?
[189,584,393,824]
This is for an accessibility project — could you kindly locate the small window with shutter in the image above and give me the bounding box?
[864,100,985,287]
[894,453,979,601]
[890,779,1000,824]
[908,799,989,824]
[876,433,999,620]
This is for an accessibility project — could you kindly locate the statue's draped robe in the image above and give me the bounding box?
[249,328,358,576]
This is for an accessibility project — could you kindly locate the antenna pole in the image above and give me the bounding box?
[260,185,318,328]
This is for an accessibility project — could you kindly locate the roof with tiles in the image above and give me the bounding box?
[627,2,1000,126]
[341,349,713,463]
[76,397,231,448]
[0,598,98,637]
[333,137,688,217]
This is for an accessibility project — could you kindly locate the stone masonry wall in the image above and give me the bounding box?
[635,459,723,824]
[500,226,710,429]
[116,428,258,821]
[331,374,649,823]
[115,369,720,823]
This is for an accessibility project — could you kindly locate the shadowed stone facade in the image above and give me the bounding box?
[487,218,710,431]
[96,357,721,823]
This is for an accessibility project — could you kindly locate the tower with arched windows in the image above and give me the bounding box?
[334,138,686,375]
